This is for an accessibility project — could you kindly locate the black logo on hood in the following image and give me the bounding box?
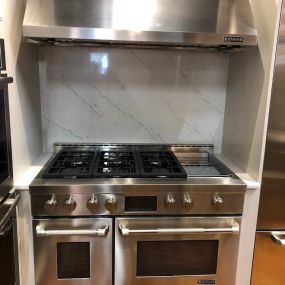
[224,36,244,43]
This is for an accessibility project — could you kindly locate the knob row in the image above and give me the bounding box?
[44,194,118,214]
[165,193,193,211]
[165,193,224,211]
[44,193,224,214]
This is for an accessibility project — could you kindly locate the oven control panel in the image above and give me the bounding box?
[31,191,245,216]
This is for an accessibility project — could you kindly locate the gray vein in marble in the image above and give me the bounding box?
[48,71,104,118]
[130,50,149,70]
[185,76,223,115]
[93,85,162,142]
[43,115,83,141]
[148,126,164,142]
[167,56,223,115]
[160,97,208,141]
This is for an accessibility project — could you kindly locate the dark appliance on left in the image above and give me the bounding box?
[0,38,20,285]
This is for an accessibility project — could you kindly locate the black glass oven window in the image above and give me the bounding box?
[57,242,90,279]
[0,89,8,184]
[137,240,219,276]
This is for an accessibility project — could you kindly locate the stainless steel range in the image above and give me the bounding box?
[30,143,246,285]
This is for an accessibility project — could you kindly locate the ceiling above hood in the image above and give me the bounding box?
[23,0,258,50]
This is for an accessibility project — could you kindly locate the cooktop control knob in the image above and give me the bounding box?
[182,193,193,211]
[165,193,176,210]
[105,196,119,212]
[44,194,58,213]
[63,195,77,212]
[87,194,99,213]
[212,193,223,211]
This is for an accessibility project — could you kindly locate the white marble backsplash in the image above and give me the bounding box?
[39,46,229,152]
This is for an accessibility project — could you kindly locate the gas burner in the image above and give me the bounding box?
[137,151,187,178]
[93,150,140,178]
[42,150,97,178]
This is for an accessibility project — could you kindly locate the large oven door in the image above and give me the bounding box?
[115,217,241,285]
[33,218,112,285]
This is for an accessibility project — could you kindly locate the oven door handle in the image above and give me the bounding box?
[0,194,20,232]
[0,220,13,236]
[119,223,240,236]
[36,224,109,237]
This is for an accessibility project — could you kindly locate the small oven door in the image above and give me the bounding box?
[33,218,112,285]
[115,217,241,285]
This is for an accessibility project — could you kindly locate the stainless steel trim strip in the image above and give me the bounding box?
[35,224,109,237]
[0,194,20,231]
[52,142,215,153]
[271,232,285,246]
[119,223,240,236]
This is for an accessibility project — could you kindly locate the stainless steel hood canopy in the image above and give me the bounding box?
[23,0,257,49]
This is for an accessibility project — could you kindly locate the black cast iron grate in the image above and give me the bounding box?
[93,150,141,178]
[42,150,97,178]
[137,150,187,178]
[42,148,188,179]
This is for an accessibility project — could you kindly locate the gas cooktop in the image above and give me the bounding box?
[30,144,246,218]
[41,144,235,180]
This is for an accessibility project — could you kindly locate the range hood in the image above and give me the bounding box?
[23,0,257,49]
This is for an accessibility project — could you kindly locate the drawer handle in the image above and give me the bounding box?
[0,194,20,231]
[36,225,109,237]
[271,232,285,246]
[119,223,240,236]
[0,77,13,86]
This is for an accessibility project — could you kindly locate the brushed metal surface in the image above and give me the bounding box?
[23,0,257,47]
[257,36,285,228]
[252,6,285,284]
[115,217,241,285]
[52,143,215,153]
[33,218,112,285]
[30,186,245,217]
[271,231,285,246]
[252,232,285,285]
